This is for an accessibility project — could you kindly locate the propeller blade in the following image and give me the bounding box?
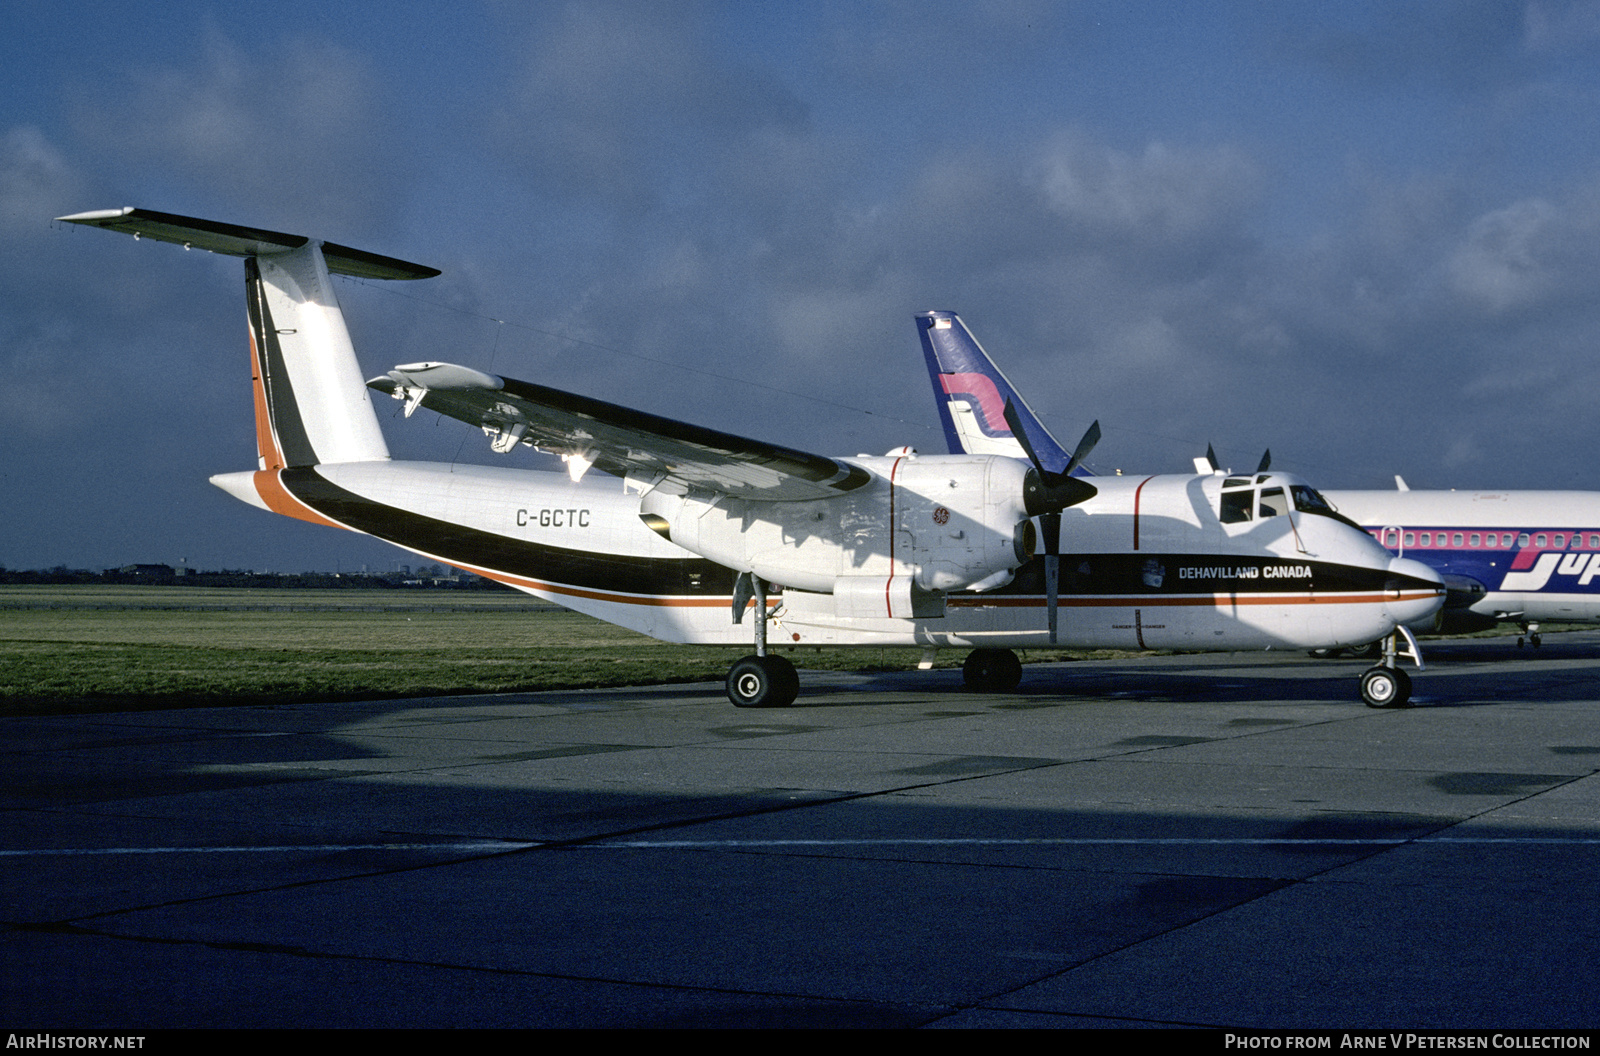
[1041,511,1061,645]
[1256,448,1272,474]
[1064,420,1101,477]
[1002,399,1062,482]
[1205,443,1220,471]
[1003,398,1099,514]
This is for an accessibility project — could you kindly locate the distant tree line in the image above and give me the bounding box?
[0,563,515,590]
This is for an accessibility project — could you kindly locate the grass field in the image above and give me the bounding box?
[0,585,1116,715]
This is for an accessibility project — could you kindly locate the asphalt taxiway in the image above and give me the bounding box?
[5,633,1600,1028]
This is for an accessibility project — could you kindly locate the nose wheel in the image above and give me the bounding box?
[1360,665,1411,708]
[1360,628,1421,708]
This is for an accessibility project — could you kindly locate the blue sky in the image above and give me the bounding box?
[7,1,1600,572]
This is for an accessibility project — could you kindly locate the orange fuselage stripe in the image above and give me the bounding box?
[248,326,285,470]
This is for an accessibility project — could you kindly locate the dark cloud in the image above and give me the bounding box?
[67,28,406,236]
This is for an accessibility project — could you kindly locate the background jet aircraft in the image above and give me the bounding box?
[61,208,1442,707]
[1319,481,1600,647]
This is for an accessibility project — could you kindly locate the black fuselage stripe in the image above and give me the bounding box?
[278,467,738,596]
[245,258,318,468]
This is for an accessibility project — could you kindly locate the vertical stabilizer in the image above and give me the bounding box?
[247,244,389,468]
[916,310,1079,477]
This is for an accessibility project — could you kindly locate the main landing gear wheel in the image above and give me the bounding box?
[726,654,799,708]
[962,648,1022,693]
[1360,665,1412,709]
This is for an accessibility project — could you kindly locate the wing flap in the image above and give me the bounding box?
[369,362,872,502]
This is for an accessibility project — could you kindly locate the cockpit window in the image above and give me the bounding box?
[1221,478,1316,525]
[1292,485,1333,515]
[1220,488,1253,524]
[1291,484,1365,530]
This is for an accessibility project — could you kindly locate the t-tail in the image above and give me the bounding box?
[56,207,438,523]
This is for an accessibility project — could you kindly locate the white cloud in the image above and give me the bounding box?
[1447,197,1560,313]
[69,30,399,232]
[0,126,82,234]
[1034,134,1260,242]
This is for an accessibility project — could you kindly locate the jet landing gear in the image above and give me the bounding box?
[726,573,799,708]
[1517,621,1542,648]
[1360,626,1424,709]
[962,648,1022,693]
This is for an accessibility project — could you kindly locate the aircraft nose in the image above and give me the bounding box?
[1383,556,1446,626]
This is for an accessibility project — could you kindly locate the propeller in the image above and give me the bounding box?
[1202,444,1271,475]
[1003,400,1100,644]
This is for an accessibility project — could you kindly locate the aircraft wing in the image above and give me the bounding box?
[368,362,872,501]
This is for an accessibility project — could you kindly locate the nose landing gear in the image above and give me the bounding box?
[1361,627,1423,708]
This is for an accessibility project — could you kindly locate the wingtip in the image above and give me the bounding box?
[55,207,136,224]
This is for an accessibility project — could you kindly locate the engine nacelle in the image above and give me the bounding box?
[637,453,1035,604]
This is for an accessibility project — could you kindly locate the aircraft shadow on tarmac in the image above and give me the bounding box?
[7,642,1600,1028]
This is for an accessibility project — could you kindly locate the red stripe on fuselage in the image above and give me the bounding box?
[1132,476,1155,550]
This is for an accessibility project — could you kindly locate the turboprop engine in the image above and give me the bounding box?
[637,451,1045,617]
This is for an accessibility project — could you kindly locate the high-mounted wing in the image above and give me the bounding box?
[369,362,872,502]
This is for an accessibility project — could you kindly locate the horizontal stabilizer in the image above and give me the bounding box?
[369,362,872,502]
[56,207,439,281]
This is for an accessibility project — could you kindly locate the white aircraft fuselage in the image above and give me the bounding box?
[213,458,1439,653]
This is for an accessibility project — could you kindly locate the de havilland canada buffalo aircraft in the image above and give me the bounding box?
[59,207,1444,708]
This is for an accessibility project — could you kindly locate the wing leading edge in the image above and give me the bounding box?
[369,362,872,502]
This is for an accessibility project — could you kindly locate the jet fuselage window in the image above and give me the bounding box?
[1536,534,1547,547]
[1469,533,1480,547]
[1404,532,1415,547]
[1420,532,1431,546]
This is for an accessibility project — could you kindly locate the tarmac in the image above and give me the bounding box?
[4,632,1600,1029]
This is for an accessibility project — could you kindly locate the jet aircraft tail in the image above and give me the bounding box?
[916,310,1093,479]
[57,207,438,470]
